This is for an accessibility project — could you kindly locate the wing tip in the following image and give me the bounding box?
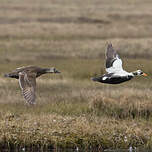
[23,95,36,105]
[106,42,113,49]
[105,42,114,59]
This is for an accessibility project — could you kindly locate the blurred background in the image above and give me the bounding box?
[0,0,152,70]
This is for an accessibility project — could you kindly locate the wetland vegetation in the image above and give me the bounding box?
[0,0,152,151]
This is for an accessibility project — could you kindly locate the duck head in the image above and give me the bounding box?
[45,67,60,73]
[132,70,147,76]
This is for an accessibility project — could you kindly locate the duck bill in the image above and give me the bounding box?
[142,73,147,76]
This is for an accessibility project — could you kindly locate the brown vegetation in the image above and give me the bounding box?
[0,0,152,151]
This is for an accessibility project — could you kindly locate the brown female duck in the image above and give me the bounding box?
[4,66,60,105]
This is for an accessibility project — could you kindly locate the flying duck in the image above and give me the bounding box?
[91,43,147,84]
[4,66,60,105]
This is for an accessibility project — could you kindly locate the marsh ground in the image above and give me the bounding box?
[0,0,152,151]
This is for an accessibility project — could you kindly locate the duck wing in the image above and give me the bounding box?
[19,71,36,105]
[105,43,124,74]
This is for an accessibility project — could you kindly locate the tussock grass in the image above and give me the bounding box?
[90,88,152,119]
[0,75,151,150]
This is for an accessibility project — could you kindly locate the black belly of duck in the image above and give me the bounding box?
[92,75,133,84]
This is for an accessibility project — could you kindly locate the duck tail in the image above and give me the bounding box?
[4,73,18,79]
[4,73,10,77]
[91,77,98,82]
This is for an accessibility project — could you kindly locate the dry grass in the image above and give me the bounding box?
[0,0,152,151]
[0,73,151,150]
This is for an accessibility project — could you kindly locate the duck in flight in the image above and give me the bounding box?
[91,43,147,84]
[4,66,60,105]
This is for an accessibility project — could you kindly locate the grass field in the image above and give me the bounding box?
[0,0,152,151]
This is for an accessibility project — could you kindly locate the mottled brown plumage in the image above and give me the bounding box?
[4,66,60,105]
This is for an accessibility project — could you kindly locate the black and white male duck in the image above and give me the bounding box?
[91,43,147,84]
[4,66,60,105]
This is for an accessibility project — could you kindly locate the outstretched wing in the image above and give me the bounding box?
[105,43,123,73]
[19,71,36,105]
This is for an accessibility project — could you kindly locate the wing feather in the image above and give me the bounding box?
[105,43,123,73]
[19,71,36,105]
